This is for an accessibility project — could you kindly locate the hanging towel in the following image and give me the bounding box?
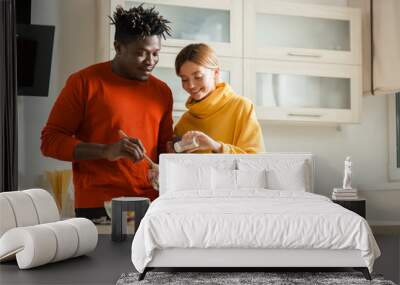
[348,0,400,95]
[371,0,400,95]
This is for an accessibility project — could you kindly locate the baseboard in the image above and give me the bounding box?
[368,220,400,226]
[95,224,135,235]
[369,221,400,235]
[358,183,400,191]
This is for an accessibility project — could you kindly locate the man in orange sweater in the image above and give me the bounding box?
[41,5,173,220]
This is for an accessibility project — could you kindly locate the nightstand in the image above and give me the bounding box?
[332,198,366,218]
[111,197,150,242]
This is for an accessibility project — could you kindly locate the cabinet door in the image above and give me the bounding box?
[244,0,361,65]
[153,53,242,114]
[244,59,362,123]
[111,0,242,57]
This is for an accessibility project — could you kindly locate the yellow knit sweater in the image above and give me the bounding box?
[174,82,265,153]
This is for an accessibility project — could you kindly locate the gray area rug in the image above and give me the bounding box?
[116,272,396,285]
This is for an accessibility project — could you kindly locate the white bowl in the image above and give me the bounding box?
[104,201,112,219]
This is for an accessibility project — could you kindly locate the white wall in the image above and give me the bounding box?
[18,0,400,223]
[18,0,96,187]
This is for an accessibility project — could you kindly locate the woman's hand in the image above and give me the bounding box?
[181,131,222,153]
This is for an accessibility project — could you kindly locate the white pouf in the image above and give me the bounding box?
[0,189,98,269]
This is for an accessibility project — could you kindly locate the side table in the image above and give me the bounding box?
[332,198,366,218]
[112,197,150,242]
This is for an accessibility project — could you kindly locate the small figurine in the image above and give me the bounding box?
[342,156,352,190]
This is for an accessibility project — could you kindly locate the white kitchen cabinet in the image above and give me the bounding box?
[111,0,242,57]
[244,0,361,65]
[109,0,363,124]
[244,59,362,123]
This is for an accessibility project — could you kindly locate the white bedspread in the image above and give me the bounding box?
[131,190,380,273]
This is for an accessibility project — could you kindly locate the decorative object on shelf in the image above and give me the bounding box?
[332,188,358,200]
[343,156,353,190]
[332,156,358,200]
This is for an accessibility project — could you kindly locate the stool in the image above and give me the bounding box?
[111,197,150,242]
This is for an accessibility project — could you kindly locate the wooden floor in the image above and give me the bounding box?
[0,234,398,285]
[374,234,400,284]
[0,235,134,285]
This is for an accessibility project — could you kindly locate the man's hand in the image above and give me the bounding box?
[104,137,145,162]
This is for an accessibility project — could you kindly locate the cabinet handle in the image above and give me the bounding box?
[288,113,322,118]
[287,52,322,58]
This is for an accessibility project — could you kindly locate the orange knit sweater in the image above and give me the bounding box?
[41,61,173,208]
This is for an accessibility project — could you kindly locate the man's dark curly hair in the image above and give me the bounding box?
[110,5,171,44]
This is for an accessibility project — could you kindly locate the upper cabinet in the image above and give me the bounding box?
[244,59,362,123]
[112,0,243,57]
[109,0,363,124]
[244,0,361,65]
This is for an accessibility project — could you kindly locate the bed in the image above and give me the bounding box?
[131,153,380,281]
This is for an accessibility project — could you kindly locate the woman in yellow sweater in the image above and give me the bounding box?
[172,43,264,154]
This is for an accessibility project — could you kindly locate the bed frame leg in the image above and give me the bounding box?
[354,267,371,280]
[138,268,148,281]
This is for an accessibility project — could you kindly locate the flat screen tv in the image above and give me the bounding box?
[17,24,55,97]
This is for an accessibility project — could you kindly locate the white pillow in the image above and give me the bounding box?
[165,158,236,171]
[237,169,267,189]
[212,168,237,190]
[167,162,212,191]
[238,159,309,191]
[211,169,268,190]
[266,161,306,191]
